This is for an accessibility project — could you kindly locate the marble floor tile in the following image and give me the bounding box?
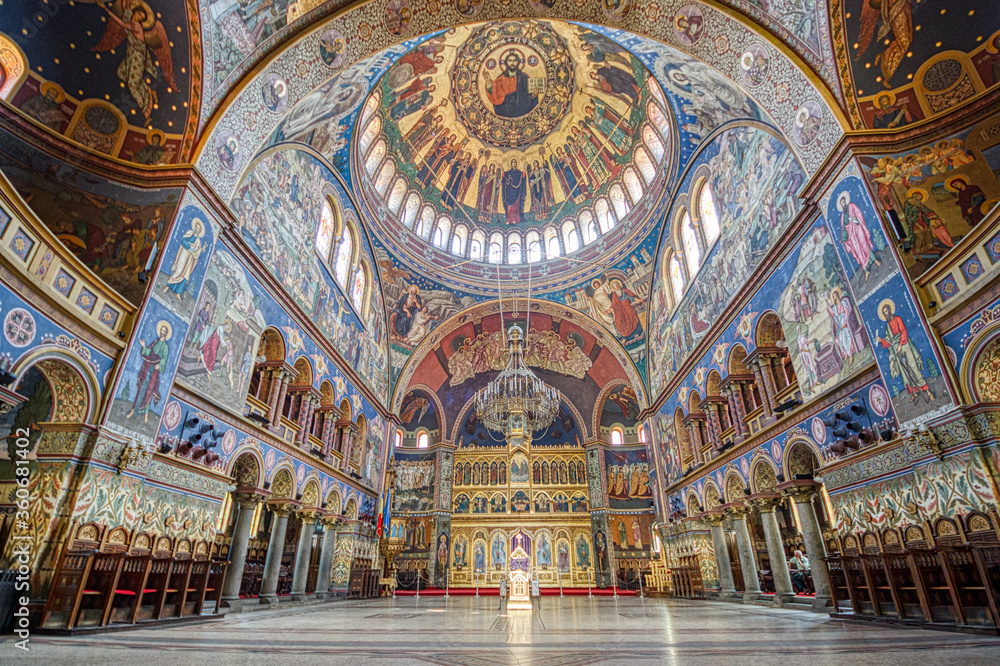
[4,597,1000,665]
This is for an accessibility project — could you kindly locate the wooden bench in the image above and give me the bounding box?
[40,549,96,629]
[157,558,193,620]
[106,553,153,625]
[75,552,126,628]
[136,555,172,622]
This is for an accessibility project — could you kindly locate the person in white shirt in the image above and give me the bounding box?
[788,550,810,594]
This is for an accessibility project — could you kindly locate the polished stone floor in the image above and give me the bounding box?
[6,596,1000,664]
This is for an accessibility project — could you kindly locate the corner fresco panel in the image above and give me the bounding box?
[0,128,182,305]
[647,124,807,397]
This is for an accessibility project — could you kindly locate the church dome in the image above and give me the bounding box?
[352,20,673,292]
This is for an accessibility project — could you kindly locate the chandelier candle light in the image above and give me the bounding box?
[473,325,561,439]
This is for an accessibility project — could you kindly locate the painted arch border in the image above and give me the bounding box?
[194,1,848,203]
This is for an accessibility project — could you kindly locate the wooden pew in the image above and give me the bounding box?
[106,553,152,625]
[202,560,230,614]
[157,557,193,620]
[75,551,126,627]
[40,548,96,629]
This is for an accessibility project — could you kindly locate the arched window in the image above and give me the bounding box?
[647,101,670,138]
[544,227,560,258]
[452,224,468,256]
[358,116,381,155]
[315,198,336,261]
[610,185,629,219]
[669,253,685,304]
[611,428,623,446]
[395,429,403,447]
[638,424,647,443]
[365,139,386,175]
[698,182,721,245]
[334,226,354,287]
[563,220,580,252]
[433,216,451,248]
[526,231,541,262]
[351,264,367,311]
[581,211,598,243]
[488,232,503,263]
[593,202,612,235]
[643,125,665,161]
[635,147,656,184]
[681,211,701,276]
[375,160,395,195]
[359,93,380,125]
[401,193,420,228]
[470,230,485,260]
[508,233,522,264]
[417,431,429,448]
[387,178,407,213]
[624,168,643,204]
[417,206,434,238]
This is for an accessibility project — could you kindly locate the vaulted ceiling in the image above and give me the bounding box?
[2,1,997,411]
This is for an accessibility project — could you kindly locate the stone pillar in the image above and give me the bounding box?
[749,360,775,421]
[785,484,831,609]
[685,423,703,463]
[260,501,294,605]
[221,492,264,610]
[727,506,761,600]
[723,388,747,439]
[705,515,736,599]
[296,395,316,447]
[760,355,782,402]
[753,494,795,603]
[270,371,292,431]
[703,403,722,449]
[315,516,340,597]
[291,510,319,598]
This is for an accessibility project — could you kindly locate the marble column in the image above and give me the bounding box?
[315,516,340,597]
[706,515,736,599]
[221,492,264,610]
[686,423,703,463]
[754,495,795,603]
[264,369,284,425]
[260,502,294,605]
[760,355,782,404]
[270,371,292,432]
[723,388,747,439]
[704,403,722,449]
[297,395,316,447]
[750,360,775,421]
[786,485,831,609]
[727,506,761,600]
[291,510,319,599]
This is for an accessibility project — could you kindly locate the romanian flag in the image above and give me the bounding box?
[376,488,391,538]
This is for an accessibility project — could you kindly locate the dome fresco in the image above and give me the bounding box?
[353,20,673,286]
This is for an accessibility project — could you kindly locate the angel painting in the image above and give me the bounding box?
[854,0,913,88]
[399,392,430,425]
[94,0,177,122]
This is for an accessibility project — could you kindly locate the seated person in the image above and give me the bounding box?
[788,550,810,594]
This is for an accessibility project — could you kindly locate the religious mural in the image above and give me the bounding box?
[1,0,196,163]
[175,248,266,415]
[231,146,389,401]
[356,20,670,232]
[859,120,1000,278]
[648,125,807,397]
[604,447,653,510]
[775,222,873,402]
[600,384,640,429]
[393,450,436,511]
[840,1,1000,128]
[825,174,895,302]
[0,128,182,305]
[609,511,655,554]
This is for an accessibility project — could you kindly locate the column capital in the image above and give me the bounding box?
[233,491,268,507]
[777,479,820,503]
[298,509,322,524]
[748,491,783,511]
[699,510,726,526]
[267,500,298,518]
[723,503,753,520]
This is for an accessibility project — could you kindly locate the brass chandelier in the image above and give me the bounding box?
[473,324,561,437]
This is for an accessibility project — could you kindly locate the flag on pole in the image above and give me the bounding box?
[377,488,391,538]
